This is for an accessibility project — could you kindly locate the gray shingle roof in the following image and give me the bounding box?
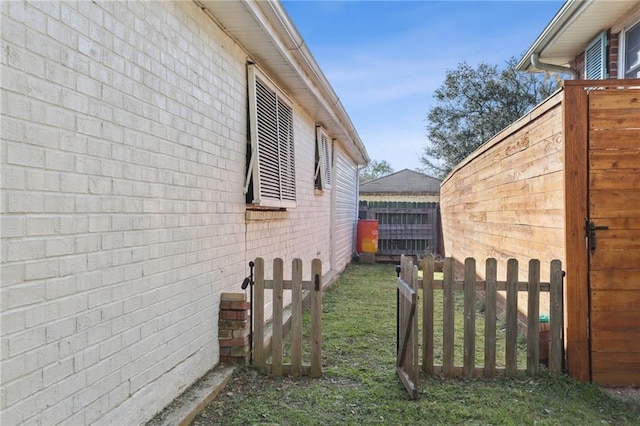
[359,169,441,194]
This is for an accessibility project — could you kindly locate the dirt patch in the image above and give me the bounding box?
[601,386,640,407]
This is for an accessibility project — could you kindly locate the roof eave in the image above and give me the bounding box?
[516,0,587,72]
[197,0,369,165]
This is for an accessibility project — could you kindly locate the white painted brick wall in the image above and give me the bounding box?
[1,0,355,425]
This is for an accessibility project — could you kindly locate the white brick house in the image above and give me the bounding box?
[0,1,369,424]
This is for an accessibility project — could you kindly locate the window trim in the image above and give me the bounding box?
[314,126,332,191]
[619,20,640,79]
[245,64,296,209]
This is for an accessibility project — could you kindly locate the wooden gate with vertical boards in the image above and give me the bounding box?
[396,254,564,400]
[564,81,640,386]
[251,257,323,378]
[396,256,419,399]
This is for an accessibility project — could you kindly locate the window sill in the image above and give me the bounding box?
[246,210,289,222]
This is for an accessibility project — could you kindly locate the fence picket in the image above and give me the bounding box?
[527,259,541,375]
[272,258,284,376]
[422,255,435,375]
[505,259,519,376]
[291,258,303,377]
[443,257,455,377]
[484,258,497,377]
[463,258,476,377]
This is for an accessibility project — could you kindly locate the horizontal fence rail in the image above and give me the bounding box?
[402,256,564,379]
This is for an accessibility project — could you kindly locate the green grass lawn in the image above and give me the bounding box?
[193,263,639,425]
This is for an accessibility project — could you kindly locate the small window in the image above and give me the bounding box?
[623,21,640,78]
[245,64,296,209]
[585,31,608,80]
[315,127,332,190]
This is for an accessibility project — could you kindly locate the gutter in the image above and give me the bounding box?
[531,53,579,80]
[515,0,589,72]
[261,1,369,164]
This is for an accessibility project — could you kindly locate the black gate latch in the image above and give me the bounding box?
[586,220,608,253]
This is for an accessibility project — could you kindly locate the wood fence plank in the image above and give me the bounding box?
[423,255,435,375]
[291,258,303,377]
[410,263,419,398]
[398,257,416,366]
[443,257,455,377]
[484,258,497,377]
[550,259,564,373]
[397,256,419,399]
[463,258,476,378]
[505,259,519,376]
[310,259,322,378]
[253,258,265,369]
[527,259,541,375]
[272,258,284,376]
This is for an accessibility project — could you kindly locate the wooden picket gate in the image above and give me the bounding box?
[397,255,564,398]
[252,257,322,378]
[396,255,419,399]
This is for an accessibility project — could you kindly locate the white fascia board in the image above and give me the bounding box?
[198,0,369,165]
[516,0,587,72]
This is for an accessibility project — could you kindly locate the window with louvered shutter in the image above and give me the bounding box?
[246,64,296,208]
[623,21,640,78]
[315,127,332,190]
[585,32,607,80]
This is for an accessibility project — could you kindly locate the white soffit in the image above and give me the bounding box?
[517,0,638,71]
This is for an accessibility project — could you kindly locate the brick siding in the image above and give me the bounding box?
[0,1,352,424]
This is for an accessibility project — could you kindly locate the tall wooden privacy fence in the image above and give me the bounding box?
[399,255,564,384]
[253,258,322,378]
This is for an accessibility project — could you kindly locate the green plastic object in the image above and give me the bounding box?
[539,314,550,323]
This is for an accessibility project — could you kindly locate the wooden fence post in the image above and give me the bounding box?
[310,258,322,378]
[254,258,265,369]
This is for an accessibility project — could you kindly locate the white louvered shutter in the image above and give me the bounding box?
[247,64,296,208]
[315,127,332,190]
[585,32,607,80]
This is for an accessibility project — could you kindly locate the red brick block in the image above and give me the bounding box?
[218,319,248,330]
[220,301,251,311]
[220,310,249,321]
[219,337,249,347]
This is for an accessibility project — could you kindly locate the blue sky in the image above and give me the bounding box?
[281,0,564,174]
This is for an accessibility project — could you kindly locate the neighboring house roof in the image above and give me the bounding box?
[197,0,369,165]
[360,169,441,194]
[517,0,640,72]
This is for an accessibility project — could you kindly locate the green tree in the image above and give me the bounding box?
[359,160,394,183]
[420,57,560,178]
